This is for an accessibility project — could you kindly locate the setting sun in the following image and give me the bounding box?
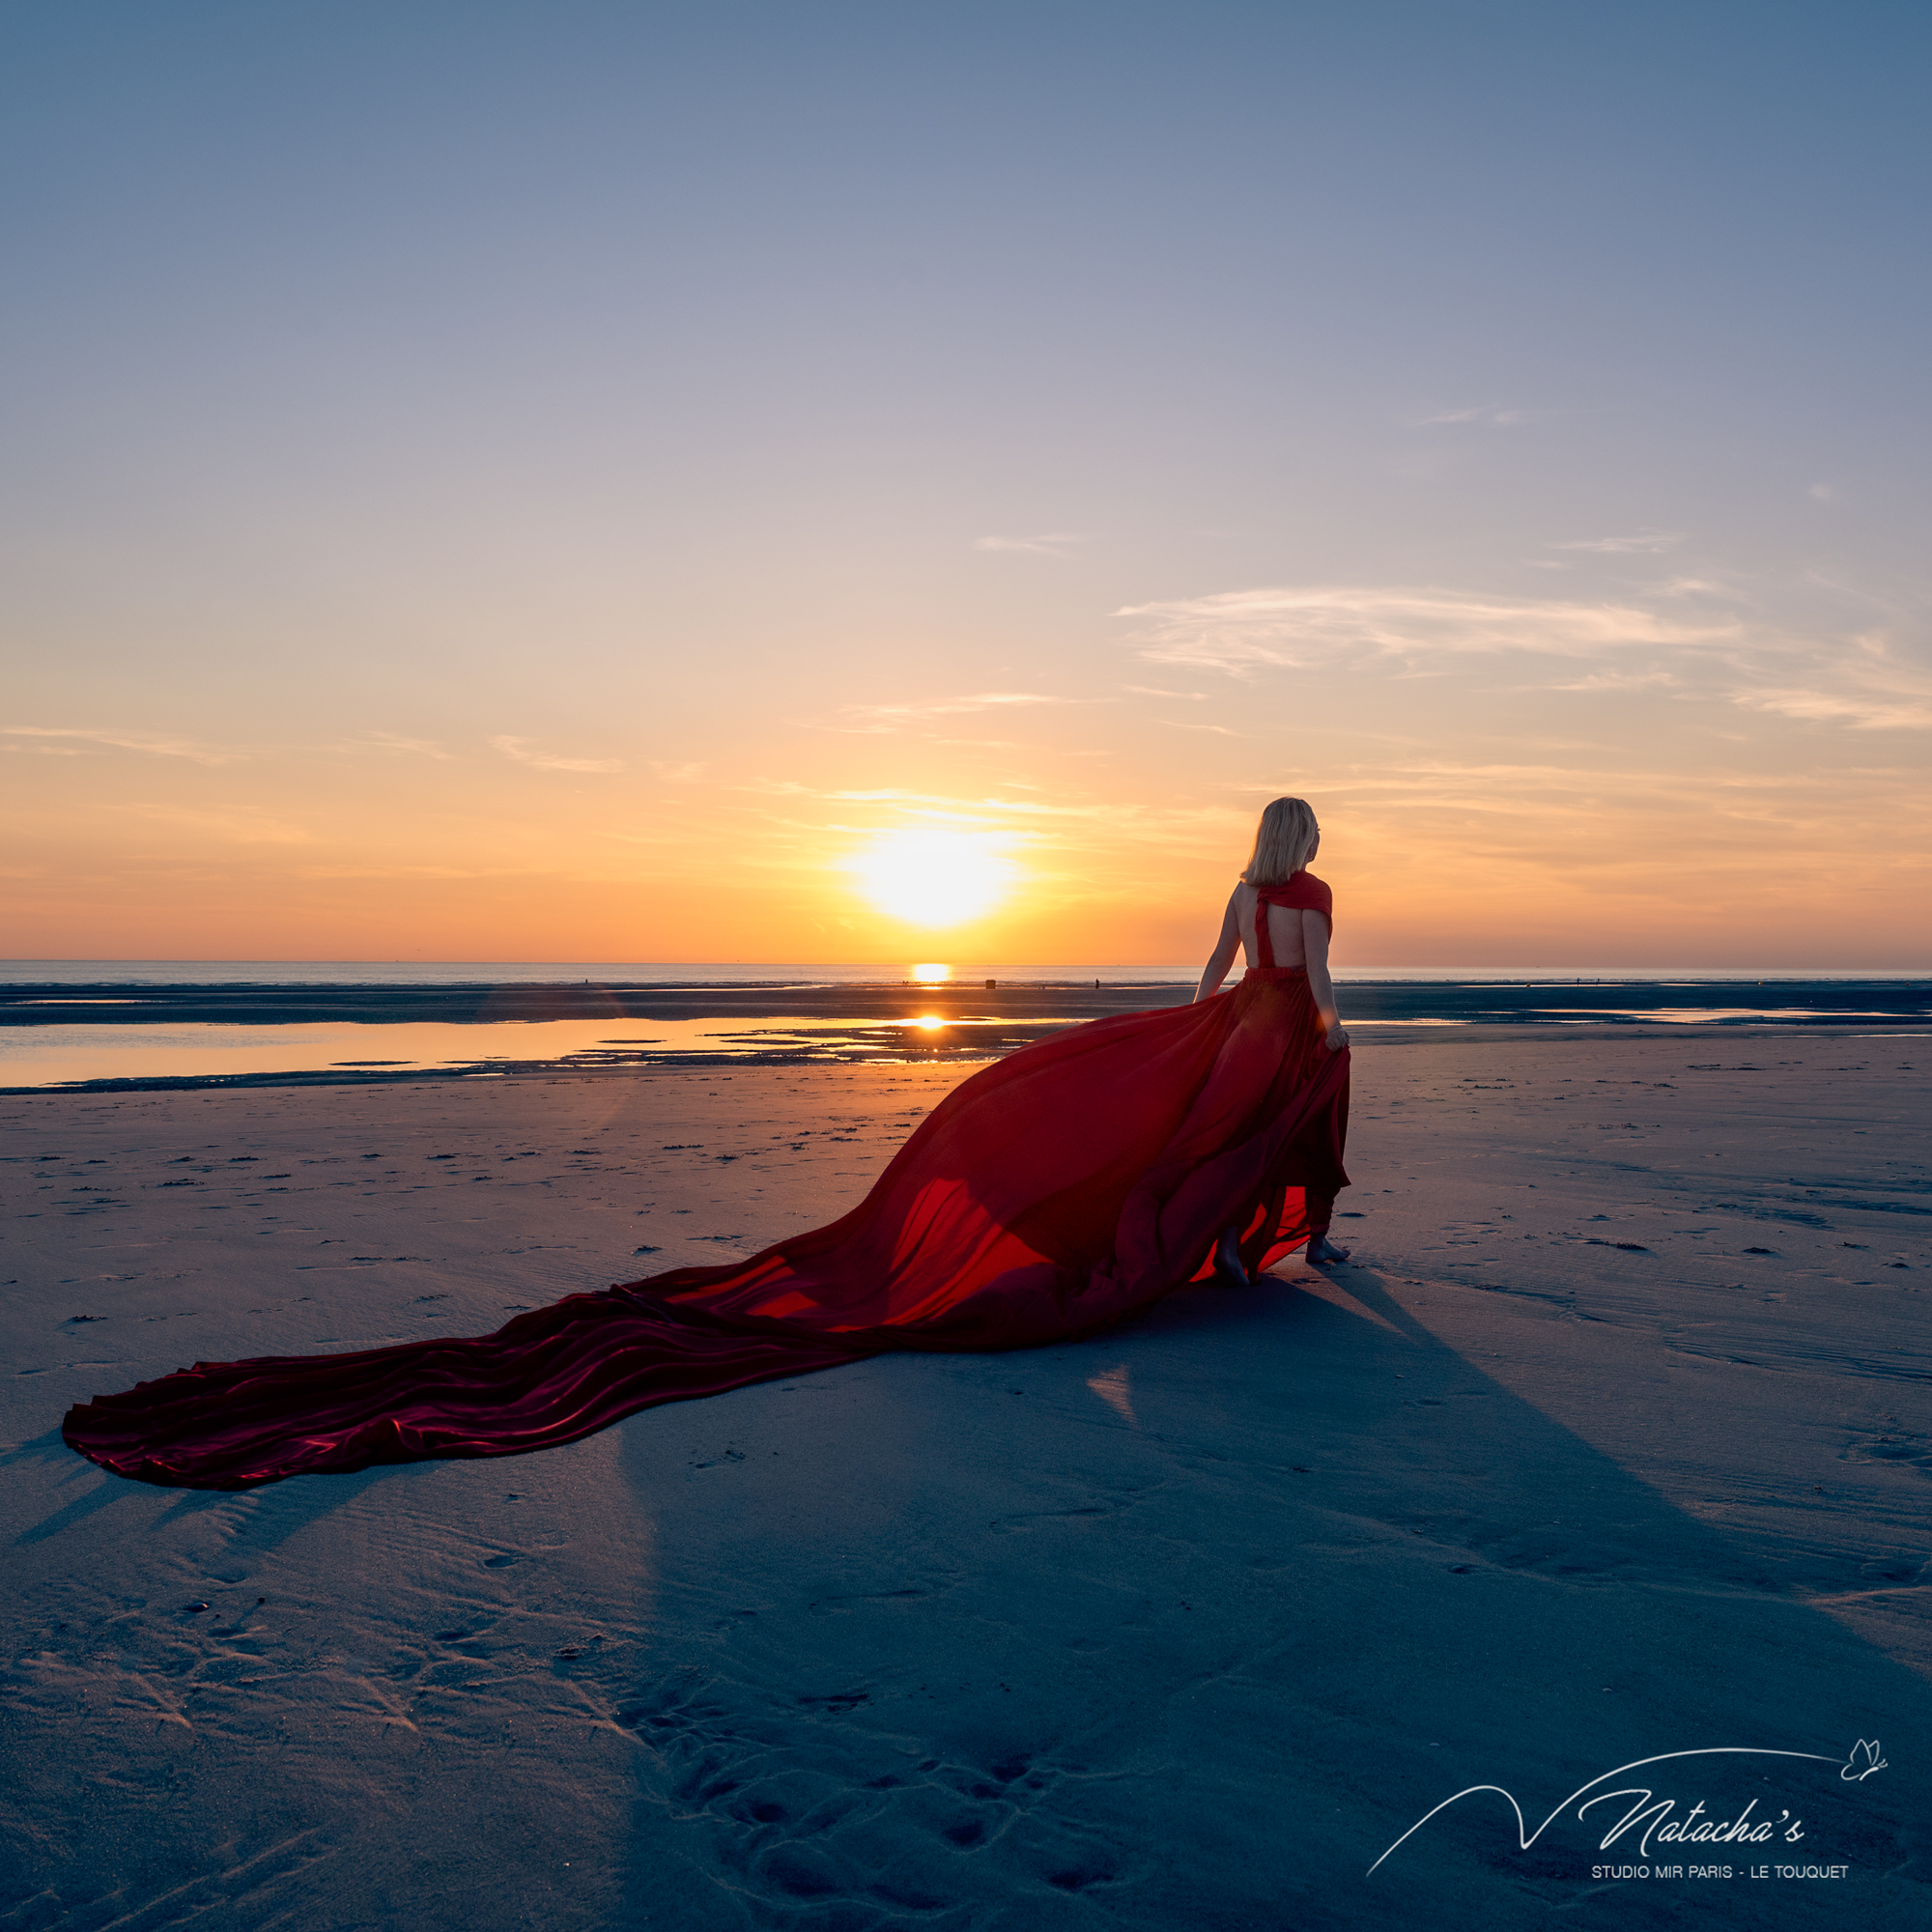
[849,831,1015,928]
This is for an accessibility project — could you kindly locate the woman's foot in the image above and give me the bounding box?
[1212,1224,1257,1289]
[1305,1234,1351,1266]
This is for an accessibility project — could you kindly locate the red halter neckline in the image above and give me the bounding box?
[1249,870,1333,967]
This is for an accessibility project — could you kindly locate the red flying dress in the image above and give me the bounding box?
[64,875,1350,1488]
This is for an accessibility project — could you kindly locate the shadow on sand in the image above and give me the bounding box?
[599,1263,1929,1930]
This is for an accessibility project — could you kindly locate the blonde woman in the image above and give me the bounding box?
[1192,795,1352,1278]
[70,798,1354,1488]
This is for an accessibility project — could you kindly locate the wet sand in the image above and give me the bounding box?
[4,974,1927,1032]
[3,1034,1929,1928]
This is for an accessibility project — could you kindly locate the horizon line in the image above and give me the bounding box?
[3,958,1928,975]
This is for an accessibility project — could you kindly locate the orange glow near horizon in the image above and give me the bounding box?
[8,625,1931,969]
[911,1014,947,1031]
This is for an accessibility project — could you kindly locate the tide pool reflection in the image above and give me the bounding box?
[0,1013,1080,1091]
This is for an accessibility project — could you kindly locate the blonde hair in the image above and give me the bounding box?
[1241,796,1319,886]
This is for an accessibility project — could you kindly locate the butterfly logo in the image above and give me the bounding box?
[1840,1739,1887,1782]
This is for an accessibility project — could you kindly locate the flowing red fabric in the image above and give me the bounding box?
[64,900,1350,1489]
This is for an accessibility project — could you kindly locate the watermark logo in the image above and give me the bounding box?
[1369,1739,1888,1876]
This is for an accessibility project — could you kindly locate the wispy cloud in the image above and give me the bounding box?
[1118,586,1738,675]
[132,804,313,843]
[1732,687,1932,730]
[489,735,624,773]
[298,864,492,879]
[1125,685,1208,700]
[1725,634,1932,731]
[732,777,1240,841]
[1547,668,1682,693]
[973,533,1088,557]
[831,692,1078,733]
[1412,406,1533,427]
[1117,582,1932,738]
[1547,530,1685,554]
[1,725,255,765]
[356,731,453,759]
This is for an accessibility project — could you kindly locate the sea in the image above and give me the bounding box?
[3,962,1927,1094]
[6,960,1929,988]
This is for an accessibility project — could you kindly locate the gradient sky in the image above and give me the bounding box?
[5,2,1929,966]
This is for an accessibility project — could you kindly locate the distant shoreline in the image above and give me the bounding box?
[6,978,1931,1026]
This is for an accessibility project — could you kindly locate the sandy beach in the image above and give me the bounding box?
[5,1034,1928,1928]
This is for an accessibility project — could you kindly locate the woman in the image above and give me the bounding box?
[1194,794,1352,1277]
[65,799,1352,1489]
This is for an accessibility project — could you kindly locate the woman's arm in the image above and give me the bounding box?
[1192,892,1242,1002]
[1302,908,1349,1048]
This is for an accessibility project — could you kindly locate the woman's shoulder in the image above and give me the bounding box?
[1254,869,1331,903]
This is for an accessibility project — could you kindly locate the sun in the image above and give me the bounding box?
[849,830,1015,927]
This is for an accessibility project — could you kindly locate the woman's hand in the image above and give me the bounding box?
[1325,1023,1350,1052]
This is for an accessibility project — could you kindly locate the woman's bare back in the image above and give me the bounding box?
[1232,883,1312,970]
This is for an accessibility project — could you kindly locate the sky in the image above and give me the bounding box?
[4,1,1929,967]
